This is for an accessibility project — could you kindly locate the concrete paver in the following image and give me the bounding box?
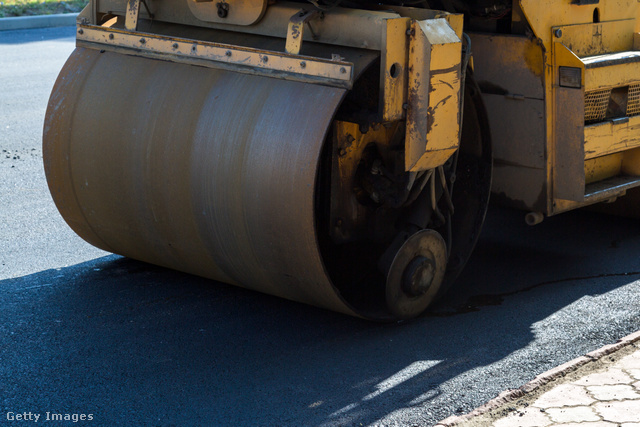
[587,384,640,400]
[594,400,640,423]
[553,422,616,427]
[435,332,640,427]
[573,368,634,386]
[545,406,600,423]
[531,384,595,408]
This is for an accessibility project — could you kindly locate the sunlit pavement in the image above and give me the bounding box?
[438,331,640,427]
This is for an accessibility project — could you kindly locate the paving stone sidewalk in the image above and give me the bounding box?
[436,331,640,427]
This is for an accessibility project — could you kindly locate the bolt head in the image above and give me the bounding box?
[402,256,435,297]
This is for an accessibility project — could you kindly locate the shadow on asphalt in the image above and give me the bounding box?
[1,206,639,426]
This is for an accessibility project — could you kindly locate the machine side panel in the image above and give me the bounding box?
[471,34,547,211]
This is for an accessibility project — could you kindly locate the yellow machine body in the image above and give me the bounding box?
[472,0,640,215]
[43,0,640,319]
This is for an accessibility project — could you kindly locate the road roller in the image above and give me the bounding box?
[43,0,640,320]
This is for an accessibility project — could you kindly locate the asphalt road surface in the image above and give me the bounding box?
[1,26,639,427]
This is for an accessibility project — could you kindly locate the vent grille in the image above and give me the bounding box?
[585,89,611,122]
[627,84,640,117]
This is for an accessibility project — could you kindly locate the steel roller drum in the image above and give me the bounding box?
[44,47,361,317]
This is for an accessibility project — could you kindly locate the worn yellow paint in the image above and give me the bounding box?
[584,115,640,160]
[622,147,640,175]
[519,0,638,51]
[584,59,640,91]
[527,1,640,214]
[379,6,463,38]
[380,17,410,122]
[522,37,545,79]
[553,20,635,57]
[334,121,397,182]
[584,148,640,184]
[285,10,321,55]
[442,13,463,39]
[585,153,623,184]
[285,21,304,55]
[553,42,585,85]
[405,18,461,172]
[124,0,139,31]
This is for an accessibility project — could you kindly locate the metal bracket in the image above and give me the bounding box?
[285,10,320,55]
[125,0,140,31]
[76,25,354,89]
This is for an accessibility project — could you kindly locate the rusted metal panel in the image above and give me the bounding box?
[470,34,545,100]
[482,94,546,169]
[554,85,586,202]
[491,163,547,212]
[551,41,585,203]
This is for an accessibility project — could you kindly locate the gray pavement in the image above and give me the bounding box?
[0,25,107,280]
[0,13,77,31]
[438,332,640,426]
[1,26,640,426]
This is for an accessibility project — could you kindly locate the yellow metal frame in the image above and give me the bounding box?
[517,0,640,214]
[76,25,355,88]
[585,116,640,160]
[285,10,320,55]
[124,0,140,31]
[405,18,462,172]
[380,17,410,122]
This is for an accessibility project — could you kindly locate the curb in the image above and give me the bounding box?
[434,330,640,427]
[0,13,78,31]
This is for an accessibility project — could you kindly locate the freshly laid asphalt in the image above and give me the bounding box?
[439,331,640,426]
[1,24,640,426]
